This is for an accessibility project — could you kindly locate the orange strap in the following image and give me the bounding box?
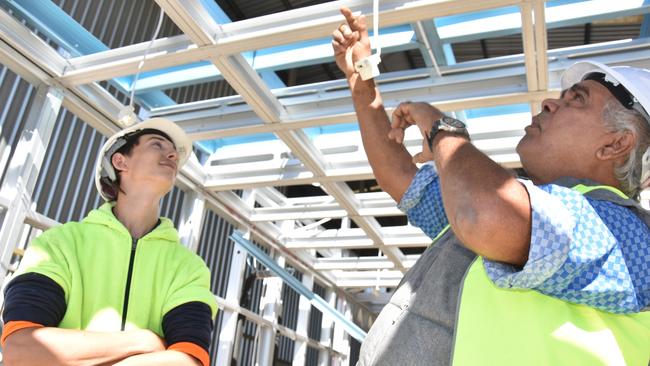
[169,341,209,366]
[1,320,44,346]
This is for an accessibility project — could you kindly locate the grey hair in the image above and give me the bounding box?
[602,99,650,198]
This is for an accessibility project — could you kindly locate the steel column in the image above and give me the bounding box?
[257,251,284,366]
[0,84,63,282]
[293,273,314,366]
[177,190,206,251]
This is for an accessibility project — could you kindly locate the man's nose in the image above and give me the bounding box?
[167,148,179,161]
[541,98,560,113]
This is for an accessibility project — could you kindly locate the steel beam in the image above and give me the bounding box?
[58,25,418,90]
[436,1,650,44]
[211,0,522,55]
[533,0,548,92]
[314,255,420,271]
[520,1,538,93]
[0,6,65,82]
[231,231,367,341]
[413,19,447,70]
[285,226,432,249]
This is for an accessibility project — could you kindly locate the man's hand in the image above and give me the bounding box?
[331,7,418,203]
[331,6,372,78]
[389,102,445,163]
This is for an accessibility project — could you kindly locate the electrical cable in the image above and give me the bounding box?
[355,0,382,80]
[119,6,166,126]
[373,0,380,57]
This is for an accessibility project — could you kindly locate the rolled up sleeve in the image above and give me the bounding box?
[398,163,449,240]
[484,180,650,313]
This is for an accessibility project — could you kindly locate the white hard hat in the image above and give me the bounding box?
[94,118,192,201]
[562,61,650,188]
[561,61,650,123]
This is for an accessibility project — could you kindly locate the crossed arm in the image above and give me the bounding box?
[2,274,204,366]
[3,327,199,366]
[332,7,532,266]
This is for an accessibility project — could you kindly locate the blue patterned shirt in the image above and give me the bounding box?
[398,164,650,313]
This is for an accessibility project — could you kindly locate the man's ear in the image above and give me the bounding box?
[111,152,128,173]
[596,131,635,162]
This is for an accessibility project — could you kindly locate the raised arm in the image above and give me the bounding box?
[390,102,532,266]
[333,8,531,265]
[331,7,417,202]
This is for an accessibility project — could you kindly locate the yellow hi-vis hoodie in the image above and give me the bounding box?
[14,202,217,336]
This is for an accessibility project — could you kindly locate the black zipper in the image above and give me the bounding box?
[120,237,138,331]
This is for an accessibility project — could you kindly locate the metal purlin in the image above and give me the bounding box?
[230,230,367,342]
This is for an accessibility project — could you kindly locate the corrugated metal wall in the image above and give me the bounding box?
[166,79,237,104]
[32,108,105,222]
[54,0,182,51]
[0,67,36,187]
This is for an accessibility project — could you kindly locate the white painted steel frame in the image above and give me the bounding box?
[0,84,63,283]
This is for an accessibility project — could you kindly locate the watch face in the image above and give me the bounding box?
[427,116,468,149]
[441,116,466,129]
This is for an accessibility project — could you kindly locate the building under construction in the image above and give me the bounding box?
[0,0,648,365]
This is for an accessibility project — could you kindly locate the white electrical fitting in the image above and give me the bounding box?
[118,7,166,127]
[354,0,382,80]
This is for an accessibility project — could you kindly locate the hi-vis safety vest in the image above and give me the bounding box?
[356,178,650,366]
[15,202,217,335]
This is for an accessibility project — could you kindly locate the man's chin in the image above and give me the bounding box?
[515,141,525,157]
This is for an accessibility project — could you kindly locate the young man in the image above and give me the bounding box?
[332,7,650,366]
[1,118,217,366]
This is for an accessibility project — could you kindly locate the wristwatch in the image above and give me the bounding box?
[426,116,469,151]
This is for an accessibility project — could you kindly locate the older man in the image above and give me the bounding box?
[1,118,216,366]
[333,6,650,366]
